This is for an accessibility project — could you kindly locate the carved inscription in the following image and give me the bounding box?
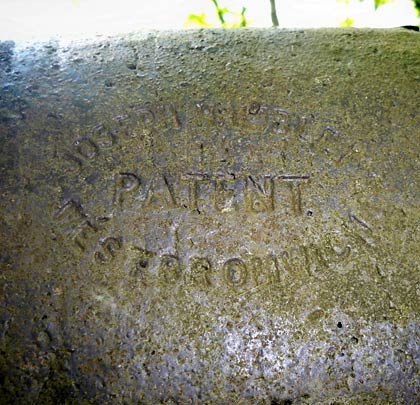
[62,125,117,171]
[55,200,109,251]
[114,172,142,205]
[83,227,374,295]
[114,171,309,215]
[55,171,309,254]
[61,102,350,174]
[246,176,274,213]
[54,195,379,295]
[54,101,367,287]
[159,254,182,284]
[94,237,123,264]
[189,257,212,287]
[224,258,248,287]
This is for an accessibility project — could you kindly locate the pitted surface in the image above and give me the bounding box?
[0,29,419,403]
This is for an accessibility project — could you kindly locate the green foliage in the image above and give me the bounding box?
[370,0,419,20]
[339,0,419,23]
[340,17,355,27]
[187,0,248,28]
[368,0,419,15]
[238,7,247,27]
[211,0,228,26]
[373,0,393,9]
[187,0,419,29]
[187,13,212,27]
[415,0,420,16]
[338,0,394,8]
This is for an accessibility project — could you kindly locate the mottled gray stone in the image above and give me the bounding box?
[0,29,419,403]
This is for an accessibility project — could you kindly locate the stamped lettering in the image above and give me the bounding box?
[56,200,98,251]
[59,101,324,171]
[122,172,310,214]
[114,172,142,205]
[159,254,182,284]
[189,256,212,287]
[94,237,123,264]
[53,100,374,297]
[246,176,275,213]
[224,258,248,287]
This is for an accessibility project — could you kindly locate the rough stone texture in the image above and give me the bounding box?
[0,28,419,403]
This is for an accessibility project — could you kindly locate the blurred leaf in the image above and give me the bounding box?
[413,0,420,16]
[186,13,212,28]
[239,6,247,27]
[340,17,355,27]
[374,0,393,9]
[337,0,394,8]
[186,1,248,28]
[211,0,227,26]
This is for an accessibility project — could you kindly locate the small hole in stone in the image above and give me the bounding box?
[307,210,313,216]
[337,321,343,328]
[351,336,359,344]
[137,259,148,269]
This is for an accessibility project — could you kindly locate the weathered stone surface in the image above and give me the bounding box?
[0,28,419,403]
